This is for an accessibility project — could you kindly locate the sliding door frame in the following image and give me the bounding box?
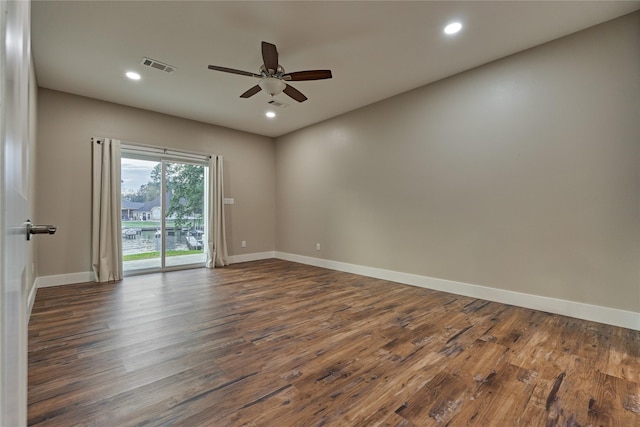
[121,146,209,276]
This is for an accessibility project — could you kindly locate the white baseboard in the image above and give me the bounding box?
[27,281,38,317]
[32,254,639,331]
[32,251,276,288]
[275,252,640,331]
[228,251,275,264]
[36,271,94,288]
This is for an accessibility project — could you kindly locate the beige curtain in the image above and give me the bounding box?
[206,155,229,268]
[91,138,123,282]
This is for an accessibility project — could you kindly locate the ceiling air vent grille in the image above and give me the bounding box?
[268,99,288,108]
[141,57,176,73]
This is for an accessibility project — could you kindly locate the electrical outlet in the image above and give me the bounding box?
[242,240,247,248]
[316,243,321,251]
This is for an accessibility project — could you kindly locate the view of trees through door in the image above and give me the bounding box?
[121,155,206,273]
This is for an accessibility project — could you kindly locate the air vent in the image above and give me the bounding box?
[267,99,288,108]
[141,57,176,73]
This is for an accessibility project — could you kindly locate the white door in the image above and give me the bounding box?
[1,0,32,425]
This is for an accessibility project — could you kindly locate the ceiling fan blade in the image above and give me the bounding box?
[261,41,279,73]
[208,65,260,78]
[283,70,332,81]
[240,85,262,98]
[283,84,308,103]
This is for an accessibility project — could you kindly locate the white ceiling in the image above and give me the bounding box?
[31,1,639,138]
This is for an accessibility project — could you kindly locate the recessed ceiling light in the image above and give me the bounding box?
[126,71,141,80]
[444,22,462,35]
[266,111,276,118]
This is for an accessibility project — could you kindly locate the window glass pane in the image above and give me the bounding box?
[164,161,206,268]
[121,158,162,272]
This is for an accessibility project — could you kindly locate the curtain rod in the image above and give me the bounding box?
[92,137,212,159]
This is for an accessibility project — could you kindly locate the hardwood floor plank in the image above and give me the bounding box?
[28,259,640,426]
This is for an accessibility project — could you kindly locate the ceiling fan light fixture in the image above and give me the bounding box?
[259,77,286,96]
[266,111,276,118]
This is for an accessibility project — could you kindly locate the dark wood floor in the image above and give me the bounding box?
[28,259,639,426]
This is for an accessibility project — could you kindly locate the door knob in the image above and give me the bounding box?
[25,220,57,240]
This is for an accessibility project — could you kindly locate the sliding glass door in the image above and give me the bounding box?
[121,153,207,273]
[121,157,162,272]
[163,161,206,268]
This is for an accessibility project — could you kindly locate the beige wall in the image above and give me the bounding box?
[275,13,640,312]
[35,89,275,277]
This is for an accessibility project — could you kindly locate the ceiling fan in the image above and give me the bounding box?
[207,41,332,103]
